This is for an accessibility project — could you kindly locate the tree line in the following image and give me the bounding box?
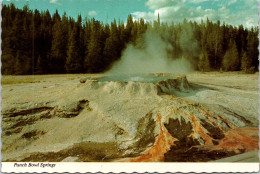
[1,3,259,75]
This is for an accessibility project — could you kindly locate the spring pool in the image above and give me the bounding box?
[97,74,175,83]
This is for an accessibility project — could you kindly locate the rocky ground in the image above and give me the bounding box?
[1,72,259,162]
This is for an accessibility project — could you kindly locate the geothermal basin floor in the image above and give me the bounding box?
[1,72,259,162]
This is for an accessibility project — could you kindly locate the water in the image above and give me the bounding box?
[98,74,174,83]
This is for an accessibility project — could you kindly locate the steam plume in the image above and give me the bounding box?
[106,30,195,75]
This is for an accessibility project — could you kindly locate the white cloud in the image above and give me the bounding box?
[145,0,218,8]
[88,10,97,16]
[188,0,219,3]
[145,0,179,10]
[132,0,258,27]
[136,0,212,23]
[135,3,218,23]
[50,0,58,3]
[132,11,155,21]
[227,0,237,6]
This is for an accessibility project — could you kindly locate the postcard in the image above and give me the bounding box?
[1,0,259,173]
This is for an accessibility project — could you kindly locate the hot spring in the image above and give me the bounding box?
[98,74,178,83]
[80,73,191,94]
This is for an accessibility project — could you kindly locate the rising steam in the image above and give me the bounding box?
[106,30,195,75]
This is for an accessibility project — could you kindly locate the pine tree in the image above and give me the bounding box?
[137,18,147,37]
[77,14,85,70]
[125,14,134,42]
[198,49,210,72]
[213,20,224,69]
[14,51,23,75]
[41,10,52,72]
[85,19,103,72]
[103,19,121,70]
[49,12,69,73]
[49,21,65,73]
[52,9,61,24]
[83,18,92,71]
[222,40,240,71]
[246,28,259,70]
[179,19,199,65]
[10,11,24,53]
[154,13,160,31]
[14,50,31,75]
[118,21,128,53]
[65,24,82,73]
[240,51,252,72]
[32,9,43,71]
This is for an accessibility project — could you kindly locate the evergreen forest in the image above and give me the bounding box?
[1,3,259,75]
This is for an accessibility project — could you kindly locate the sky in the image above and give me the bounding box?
[2,0,259,28]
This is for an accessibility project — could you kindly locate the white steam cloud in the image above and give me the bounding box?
[106,31,193,75]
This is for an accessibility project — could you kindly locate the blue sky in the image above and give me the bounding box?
[2,0,259,27]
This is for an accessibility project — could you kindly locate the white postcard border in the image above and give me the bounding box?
[1,162,260,173]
